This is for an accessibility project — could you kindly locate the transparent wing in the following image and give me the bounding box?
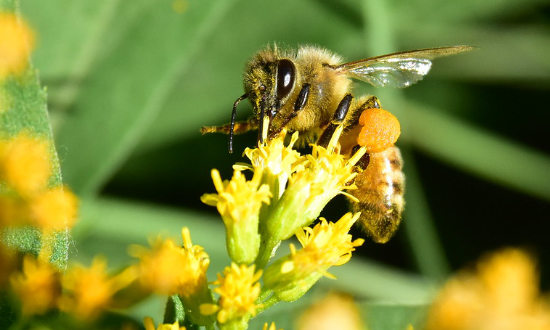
[335,46,474,88]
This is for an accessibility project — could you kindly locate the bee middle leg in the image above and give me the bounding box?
[316,94,353,147]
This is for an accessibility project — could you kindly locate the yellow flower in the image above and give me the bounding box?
[10,255,60,315]
[243,129,301,196]
[202,169,271,227]
[29,185,78,231]
[144,316,186,330]
[261,125,366,243]
[263,213,364,302]
[202,263,262,325]
[132,228,209,297]
[293,213,364,270]
[296,293,365,330]
[288,129,364,217]
[59,257,134,320]
[426,248,550,330]
[201,169,271,263]
[132,228,214,325]
[0,134,51,196]
[0,12,34,79]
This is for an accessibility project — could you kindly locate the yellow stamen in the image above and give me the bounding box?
[326,124,344,153]
[347,145,367,167]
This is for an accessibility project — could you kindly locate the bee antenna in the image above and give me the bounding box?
[229,93,248,154]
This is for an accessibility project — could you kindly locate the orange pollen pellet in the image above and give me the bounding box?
[357,108,401,153]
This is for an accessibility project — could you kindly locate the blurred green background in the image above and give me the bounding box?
[19,0,550,327]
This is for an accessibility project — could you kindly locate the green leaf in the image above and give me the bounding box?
[396,0,548,23]
[249,293,428,330]
[362,302,428,330]
[401,147,450,280]
[55,0,238,196]
[0,0,69,267]
[20,0,121,80]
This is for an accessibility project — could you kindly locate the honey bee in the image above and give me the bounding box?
[202,44,472,243]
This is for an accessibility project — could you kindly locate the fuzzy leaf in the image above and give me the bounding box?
[0,0,69,267]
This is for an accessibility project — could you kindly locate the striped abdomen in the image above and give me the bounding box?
[350,146,405,243]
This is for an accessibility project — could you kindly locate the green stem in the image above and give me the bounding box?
[258,289,274,303]
[256,294,280,314]
[254,237,279,269]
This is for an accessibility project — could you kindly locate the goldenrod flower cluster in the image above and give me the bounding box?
[196,122,365,329]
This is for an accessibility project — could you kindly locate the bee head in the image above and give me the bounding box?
[243,47,298,143]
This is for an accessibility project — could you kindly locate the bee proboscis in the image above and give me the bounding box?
[201,44,473,243]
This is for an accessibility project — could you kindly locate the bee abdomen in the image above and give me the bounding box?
[350,146,405,243]
[352,199,404,243]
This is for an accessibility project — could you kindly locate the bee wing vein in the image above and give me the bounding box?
[336,46,473,88]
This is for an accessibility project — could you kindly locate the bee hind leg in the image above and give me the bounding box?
[335,95,383,155]
[344,95,381,129]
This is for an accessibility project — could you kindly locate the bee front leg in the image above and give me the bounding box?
[316,94,353,147]
[267,83,311,140]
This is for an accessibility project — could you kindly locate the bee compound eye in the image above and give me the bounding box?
[276,59,296,100]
